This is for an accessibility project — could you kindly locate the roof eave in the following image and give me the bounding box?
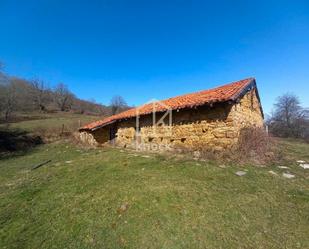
[79,120,116,132]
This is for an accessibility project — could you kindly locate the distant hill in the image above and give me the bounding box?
[0,74,130,121]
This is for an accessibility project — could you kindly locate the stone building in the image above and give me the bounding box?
[79,78,264,151]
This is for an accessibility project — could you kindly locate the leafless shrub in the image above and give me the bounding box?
[174,127,279,165]
[234,127,278,165]
[32,123,80,143]
[33,127,61,143]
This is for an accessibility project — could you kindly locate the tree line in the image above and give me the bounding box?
[0,64,129,121]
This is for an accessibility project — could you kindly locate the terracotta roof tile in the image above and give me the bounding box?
[81,78,256,131]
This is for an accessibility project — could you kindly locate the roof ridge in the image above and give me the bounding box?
[161,77,254,101]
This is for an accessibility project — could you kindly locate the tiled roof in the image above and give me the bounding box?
[80,78,257,131]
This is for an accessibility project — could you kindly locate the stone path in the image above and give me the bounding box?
[282,173,295,179]
[297,160,305,164]
[299,163,309,169]
[235,171,247,176]
[278,166,289,169]
[268,170,278,176]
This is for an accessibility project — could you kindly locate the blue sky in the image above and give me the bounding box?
[0,0,308,114]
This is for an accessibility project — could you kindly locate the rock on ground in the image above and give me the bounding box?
[278,166,289,169]
[282,173,295,179]
[235,171,247,176]
[118,202,129,214]
[299,163,309,169]
[297,160,305,163]
[269,170,278,176]
[141,155,151,158]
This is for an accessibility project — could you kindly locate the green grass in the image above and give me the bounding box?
[1,140,308,249]
[277,138,309,163]
[0,112,99,133]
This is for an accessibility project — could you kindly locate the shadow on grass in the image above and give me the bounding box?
[0,128,43,160]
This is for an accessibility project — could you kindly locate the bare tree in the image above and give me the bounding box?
[0,64,6,119]
[1,83,17,120]
[0,62,10,86]
[110,95,128,115]
[0,63,4,116]
[0,84,5,117]
[275,94,301,128]
[54,83,74,111]
[295,108,309,140]
[269,93,308,138]
[0,61,113,116]
[0,65,16,120]
[30,79,49,111]
[10,77,33,112]
[73,98,92,114]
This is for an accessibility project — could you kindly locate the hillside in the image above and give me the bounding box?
[0,112,100,153]
[0,139,308,248]
[0,74,130,122]
[0,112,100,132]
[1,114,309,248]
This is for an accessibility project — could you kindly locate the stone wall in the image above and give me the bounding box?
[81,88,264,151]
[79,131,98,146]
[79,124,111,146]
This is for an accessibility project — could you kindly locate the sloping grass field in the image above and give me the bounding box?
[0,112,99,132]
[1,139,309,248]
